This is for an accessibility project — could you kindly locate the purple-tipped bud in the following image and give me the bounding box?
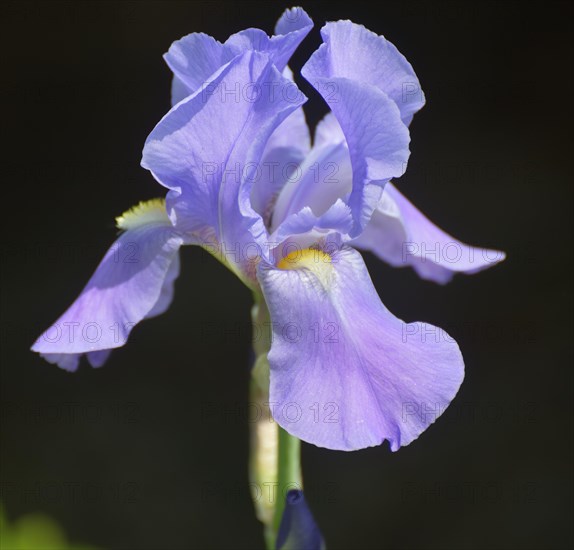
[276,490,325,550]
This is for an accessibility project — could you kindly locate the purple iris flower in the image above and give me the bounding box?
[31,8,504,451]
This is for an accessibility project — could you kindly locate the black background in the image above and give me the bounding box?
[1,1,572,549]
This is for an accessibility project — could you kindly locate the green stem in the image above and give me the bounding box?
[249,294,303,550]
[274,427,302,534]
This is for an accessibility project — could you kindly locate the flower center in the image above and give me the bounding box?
[116,198,169,230]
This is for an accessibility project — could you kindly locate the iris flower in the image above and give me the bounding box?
[32,8,504,451]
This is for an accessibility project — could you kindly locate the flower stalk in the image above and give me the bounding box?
[250,294,302,549]
[275,427,302,533]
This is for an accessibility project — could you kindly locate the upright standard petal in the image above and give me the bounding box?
[302,28,411,237]
[269,114,384,245]
[352,183,506,284]
[226,7,313,73]
[142,51,306,281]
[164,8,313,104]
[313,111,345,149]
[315,21,425,125]
[164,32,231,103]
[164,12,313,232]
[257,245,464,451]
[261,67,311,157]
[31,200,183,371]
[251,66,312,227]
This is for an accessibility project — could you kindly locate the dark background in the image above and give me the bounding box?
[1,1,572,549]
